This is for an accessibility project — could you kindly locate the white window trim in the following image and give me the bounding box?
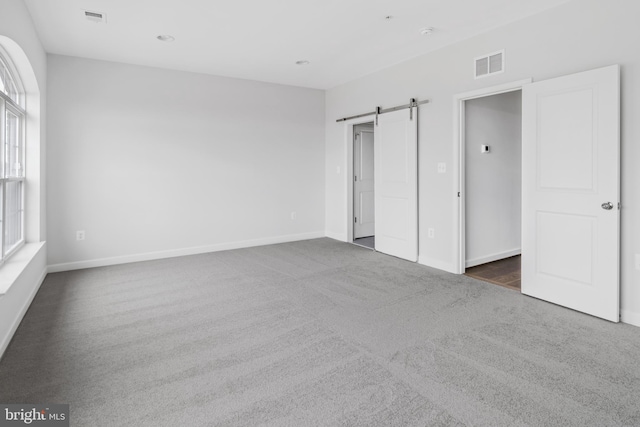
[0,50,26,266]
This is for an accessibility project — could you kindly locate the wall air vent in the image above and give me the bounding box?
[84,10,106,23]
[474,50,504,79]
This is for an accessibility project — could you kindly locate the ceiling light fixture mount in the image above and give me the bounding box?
[295,60,310,66]
[156,35,175,42]
[419,27,434,36]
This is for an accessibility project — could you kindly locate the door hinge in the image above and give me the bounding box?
[458,192,461,197]
[354,217,357,223]
[354,175,358,182]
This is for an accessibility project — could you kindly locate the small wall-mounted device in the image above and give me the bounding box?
[481,145,490,153]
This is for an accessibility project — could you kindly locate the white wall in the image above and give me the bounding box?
[325,0,640,325]
[465,91,521,267]
[47,55,325,269]
[0,0,48,357]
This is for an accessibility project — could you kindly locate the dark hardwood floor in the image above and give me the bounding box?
[465,255,521,291]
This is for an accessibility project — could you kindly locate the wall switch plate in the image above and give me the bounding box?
[336,166,341,174]
[481,145,490,153]
[635,254,640,270]
[437,163,446,173]
[428,228,435,238]
[76,230,85,241]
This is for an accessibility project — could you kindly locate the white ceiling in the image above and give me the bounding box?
[24,0,571,89]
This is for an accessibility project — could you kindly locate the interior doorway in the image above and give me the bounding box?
[461,89,523,290]
[454,68,619,321]
[353,122,375,249]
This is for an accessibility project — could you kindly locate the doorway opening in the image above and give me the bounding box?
[455,69,620,321]
[465,255,521,291]
[353,122,375,250]
[460,89,523,291]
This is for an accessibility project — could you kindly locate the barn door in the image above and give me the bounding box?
[374,109,418,262]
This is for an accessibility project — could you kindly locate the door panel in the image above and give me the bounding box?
[354,130,374,238]
[359,191,375,225]
[536,211,594,285]
[375,109,418,262]
[380,121,409,183]
[538,88,595,191]
[522,65,620,322]
[377,197,409,240]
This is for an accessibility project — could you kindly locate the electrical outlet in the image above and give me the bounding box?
[291,211,297,220]
[428,228,435,239]
[437,163,446,173]
[76,230,85,241]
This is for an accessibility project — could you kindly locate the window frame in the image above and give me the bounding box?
[0,51,26,264]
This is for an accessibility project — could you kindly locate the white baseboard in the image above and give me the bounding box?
[418,255,458,274]
[48,231,325,273]
[621,309,640,327]
[324,231,347,242]
[466,248,521,268]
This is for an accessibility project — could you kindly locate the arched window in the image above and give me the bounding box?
[0,50,25,261]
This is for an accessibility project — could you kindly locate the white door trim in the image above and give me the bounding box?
[343,114,376,243]
[453,79,532,274]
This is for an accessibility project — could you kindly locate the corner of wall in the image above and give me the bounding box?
[324,231,347,242]
[621,310,640,328]
[418,255,458,274]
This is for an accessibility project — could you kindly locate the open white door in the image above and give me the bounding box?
[354,130,375,238]
[374,109,418,262]
[522,65,620,322]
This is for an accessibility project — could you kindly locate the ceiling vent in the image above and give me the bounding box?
[475,50,504,79]
[84,10,106,23]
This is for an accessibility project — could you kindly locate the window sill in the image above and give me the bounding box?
[0,242,46,295]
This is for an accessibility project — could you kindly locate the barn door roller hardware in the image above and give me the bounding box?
[336,98,429,124]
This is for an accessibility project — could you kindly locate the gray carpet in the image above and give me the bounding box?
[1,238,639,426]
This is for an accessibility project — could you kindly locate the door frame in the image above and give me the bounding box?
[343,115,377,244]
[453,79,531,274]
